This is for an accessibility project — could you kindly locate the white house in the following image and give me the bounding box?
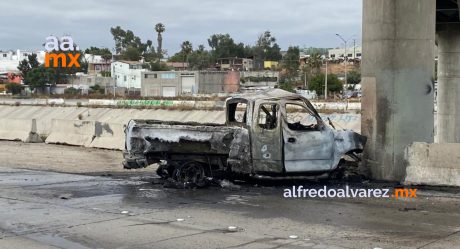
[111,60,145,89]
[0,49,46,72]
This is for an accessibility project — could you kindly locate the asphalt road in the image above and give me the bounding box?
[0,141,459,249]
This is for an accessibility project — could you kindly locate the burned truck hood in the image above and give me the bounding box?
[331,129,367,167]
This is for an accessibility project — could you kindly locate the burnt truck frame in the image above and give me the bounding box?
[123,89,366,186]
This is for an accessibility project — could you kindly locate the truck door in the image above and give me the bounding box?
[282,102,334,172]
[251,100,283,173]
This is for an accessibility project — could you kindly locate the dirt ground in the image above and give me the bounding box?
[0,141,150,174]
[0,141,459,249]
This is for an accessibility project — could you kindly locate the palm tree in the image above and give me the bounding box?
[307,53,323,75]
[181,41,193,68]
[155,23,165,58]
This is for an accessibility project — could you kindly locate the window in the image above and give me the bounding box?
[330,54,335,58]
[144,74,148,79]
[161,73,175,79]
[347,53,353,57]
[258,103,278,130]
[356,53,362,57]
[2,54,6,58]
[154,74,157,78]
[227,101,248,125]
[124,75,127,82]
[285,103,319,131]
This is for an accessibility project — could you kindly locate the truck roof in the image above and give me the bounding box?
[227,89,320,117]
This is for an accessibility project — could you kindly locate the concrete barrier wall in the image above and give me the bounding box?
[404,142,460,187]
[0,118,42,143]
[0,98,361,110]
[90,122,125,150]
[0,106,361,150]
[46,119,96,147]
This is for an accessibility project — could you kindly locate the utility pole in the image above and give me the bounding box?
[336,34,349,88]
[325,59,328,100]
[353,39,356,60]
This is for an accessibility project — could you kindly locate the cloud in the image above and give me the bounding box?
[0,0,362,54]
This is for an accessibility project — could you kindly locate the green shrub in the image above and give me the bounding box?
[5,83,23,95]
[64,87,80,95]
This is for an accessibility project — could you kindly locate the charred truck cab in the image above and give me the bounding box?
[123,89,366,185]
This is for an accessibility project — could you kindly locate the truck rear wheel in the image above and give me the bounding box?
[173,161,207,188]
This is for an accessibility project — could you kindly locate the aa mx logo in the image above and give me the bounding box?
[44,35,81,68]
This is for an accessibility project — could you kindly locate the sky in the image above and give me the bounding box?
[0,0,362,55]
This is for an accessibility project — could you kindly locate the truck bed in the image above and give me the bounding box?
[124,119,249,169]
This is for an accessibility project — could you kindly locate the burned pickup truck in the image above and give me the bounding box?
[123,89,366,186]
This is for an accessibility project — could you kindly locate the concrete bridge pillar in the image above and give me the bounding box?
[361,0,436,181]
[436,24,460,143]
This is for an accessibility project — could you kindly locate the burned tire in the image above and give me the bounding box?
[156,164,172,179]
[173,161,208,188]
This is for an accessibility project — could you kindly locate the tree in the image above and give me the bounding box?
[306,53,323,75]
[347,70,361,85]
[17,54,39,78]
[188,45,212,70]
[180,41,193,63]
[17,59,31,78]
[85,47,112,61]
[254,31,282,61]
[148,61,170,71]
[282,46,300,81]
[23,66,54,92]
[207,34,246,61]
[121,46,141,61]
[155,23,165,58]
[110,26,152,61]
[309,73,343,95]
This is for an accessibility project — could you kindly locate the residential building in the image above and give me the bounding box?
[141,71,240,97]
[240,71,279,91]
[263,61,279,70]
[165,62,189,71]
[85,54,111,75]
[0,72,21,84]
[111,60,145,90]
[328,46,362,61]
[217,57,253,71]
[0,50,46,72]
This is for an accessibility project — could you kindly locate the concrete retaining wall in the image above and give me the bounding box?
[404,142,460,187]
[0,118,42,143]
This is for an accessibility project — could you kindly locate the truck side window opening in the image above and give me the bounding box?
[228,102,247,124]
[285,103,318,131]
[258,103,278,130]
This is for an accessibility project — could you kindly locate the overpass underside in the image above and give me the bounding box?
[361,0,459,181]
